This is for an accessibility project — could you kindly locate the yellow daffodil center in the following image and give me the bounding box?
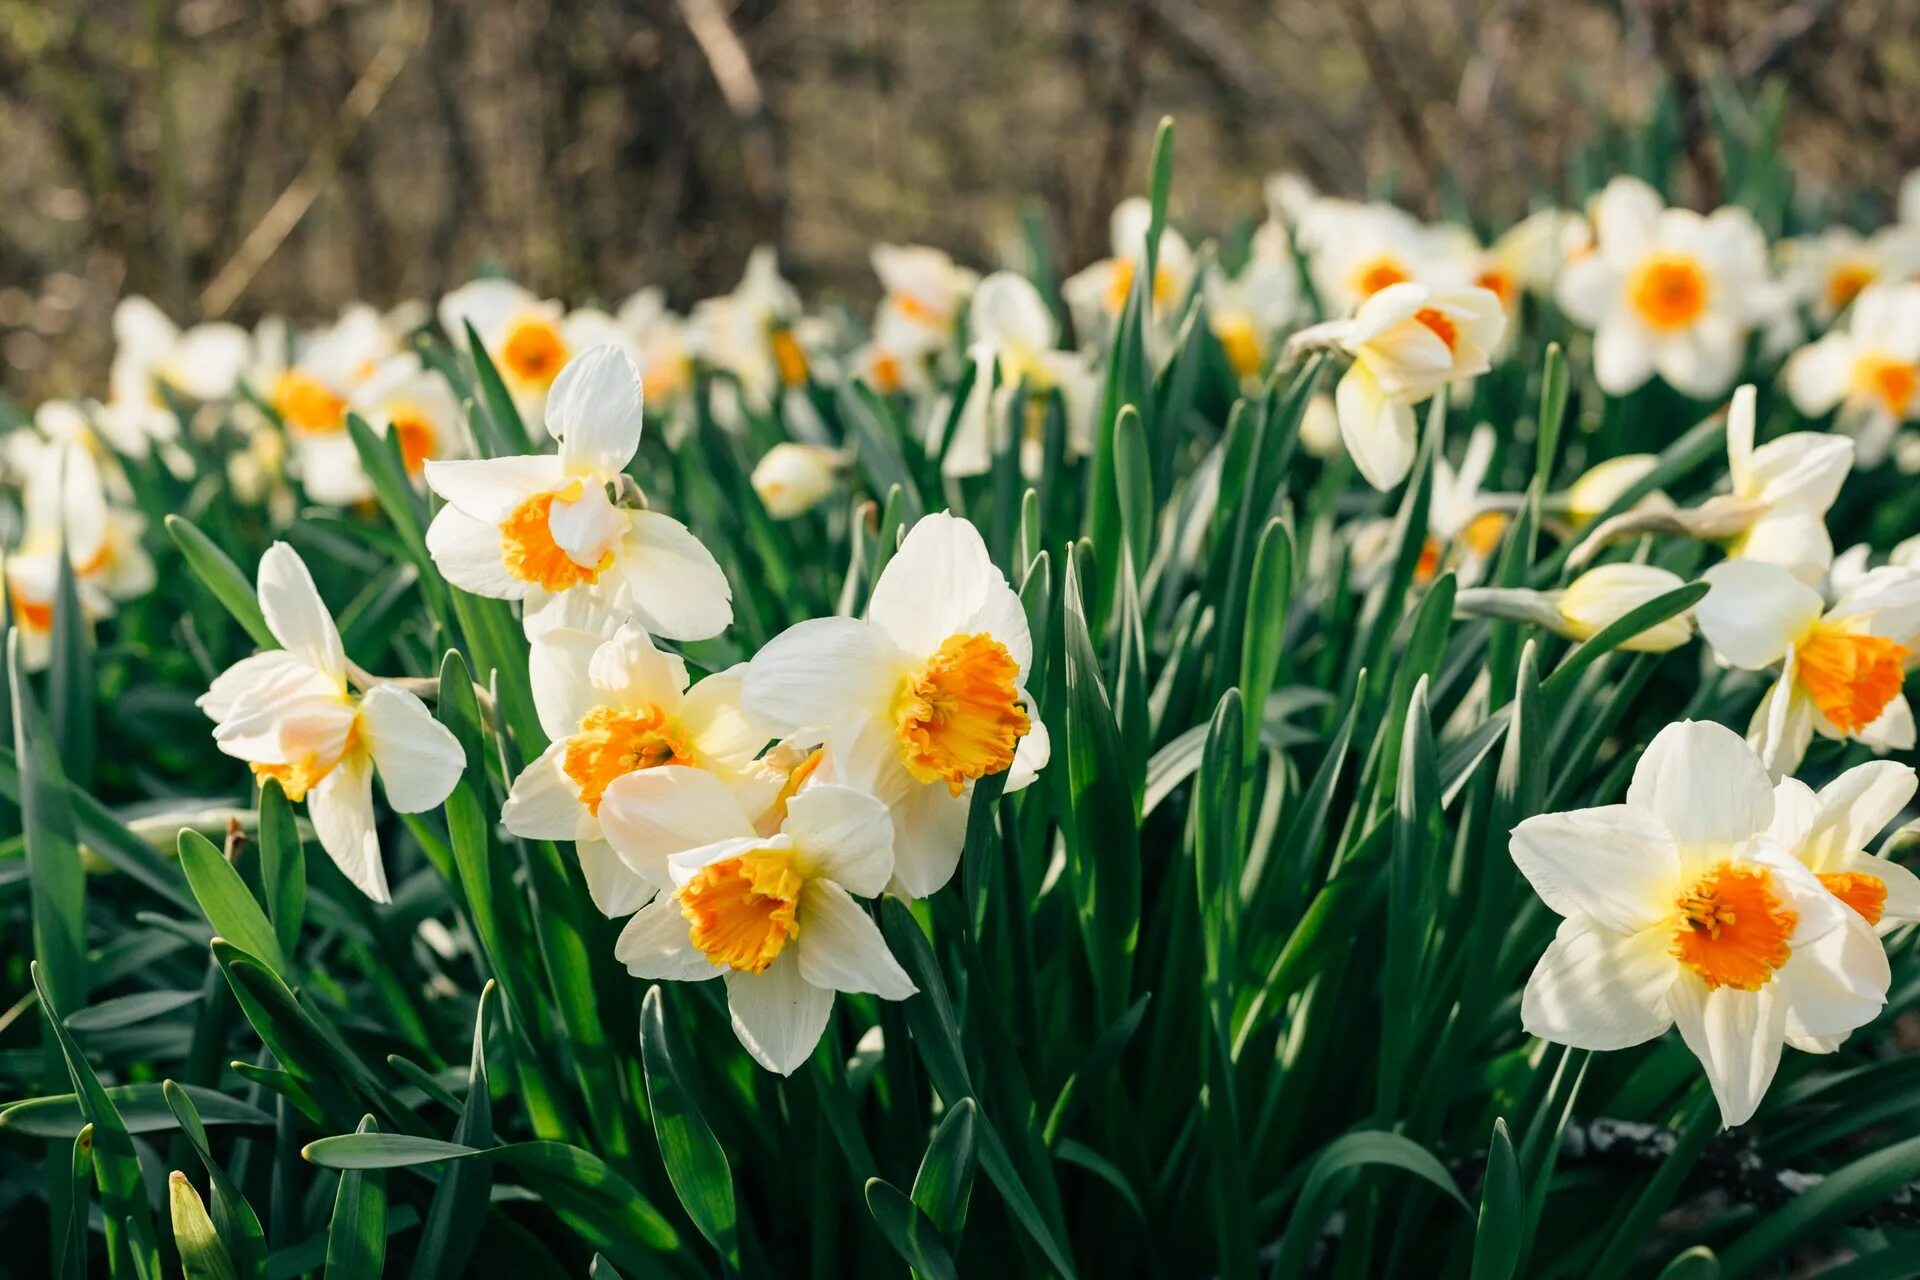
[562,704,692,814]
[1796,624,1910,735]
[1850,353,1919,420]
[272,370,347,434]
[1628,254,1709,332]
[1670,861,1796,991]
[1352,257,1409,299]
[1475,267,1518,309]
[250,726,357,805]
[499,482,613,590]
[389,407,437,474]
[678,851,803,973]
[1105,258,1174,313]
[869,352,905,395]
[772,329,810,386]
[1825,262,1876,314]
[1415,538,1442,584]
[1415,308,1460,354]
[758,746,827,836]
[894,633,1029,795]
[500,317,569,389]
[1819,870,1888,926]
[1215,317,1263,379]
[13,594,52,633]
[890,291,946,328]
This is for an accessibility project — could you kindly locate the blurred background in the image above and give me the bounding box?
[4,0,1918,403]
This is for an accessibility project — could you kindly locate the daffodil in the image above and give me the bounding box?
[1695,558,1920,778]
[616,288,696,421]
[610,774,915,1075]
[1062,197,1195,345]
[1454,563,1694,652]
[1556,177,1772,398]
[1557,453,1663,528]
[1294,199,1472,316]
[1785,282,1920,466]
[1770,762,1920,943]
[1571,386,1852,585]
[423,345,732,641]
[1779,228,1918,327]
[872,243,978,359]
[439,279,603,433]
[1299,281,1505,491]
[751,443,843,519]
[198,543,464,902]
[942,272,1098,480]
[687,246,814,418]
[500,624,770,916]
[1203,221,1300,386]
[104,296,251,464]
[1510,720,1884,1126]
[348,353,468,485]
[741,512,1048,898]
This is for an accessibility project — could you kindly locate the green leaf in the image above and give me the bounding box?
[256,779,306,961]
[165,515,275,649]
[638,985,740,1270]
[178,829,290,977]
[11,641,86,1022]
[0,1083,274,1139]
[912,1099,978,1241]
[1719,1133,1920,1276]
[463,321,535,455]
[1469,1119,1525,1280]
[324,1117,388,1280]
[302,1134,483,1169]
[1656,1247,1721,1280]
[56,1124,93,1280]
[865,1177,960,1280]
[49,528,95,791]
[170,1171,239,1280]
[413,982,497,1280]
[1271,1130,1469,1277]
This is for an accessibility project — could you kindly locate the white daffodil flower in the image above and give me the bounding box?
[1306,281,1505,491]
[1294,199,1473,316]
[440,279,619,433]
[1062,197,1196,346]
[103,296,251,466]
[197,543,463,902]
[1770,762,1920,942]
[1694,559,1920,778]
[1570,386,1852,585]
[1778,228,1919,328]
[1204,219,1301,387]
[872,243,978,360]
[1454,563,1694,653]
[686,246,813,417]
[741,512,1048,898]
[349,353,469,484]
[942,272,1098,480]
[1784,282,1920,467]
[1558,453,1663,528]
[423,345,732,641]
[500,624,770,917]
[1556,177,1772,398]
[1510,720,1884,1127]
[616,288,696,421]
[610,776,915,1075]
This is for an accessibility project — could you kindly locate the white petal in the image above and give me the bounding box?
[597,765,755,885]
[1628,720,1775,853]
[1749,661,1815,781]
[1592,320,1656,397]
[1742,432,1853,515]
[1520,918,1676,1050]
[783,784,896,897]
[1809,762,1918,865]
[1695,560,1823,669]
[357,686,465,812]
[575,837,658,919]
[1556,564,1692,652]
[611,512,734,641]
[725,952,834,1075]
[1669,979,1787,1127]
[257,543,346,683]
[867,512,1027,669]
[548,345,645,473]
[795,880,915,999]
[615,897,718,981]
[884,777,971,900]
[1335,362,1417,492]
[742,617,895,734]
[1509,806,1679,933]
[1007,710,1051,792]
[528,627,608,742]
[1785,335,1855,416]
[425,506,526,601]
[200,650,324,722]
[308,752,388,903]
[1857,694,1917,752]
[1782,916,1888,1050]
[680,669,772,770]
[423,455,566,523]
[548,483,627,569]
[589,623,690,708]
[1735,511,1833,587]
[501,744,593,841]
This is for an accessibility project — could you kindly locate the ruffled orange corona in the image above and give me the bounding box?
[678,852,804,973]
[563,704,692,814]
[894,632,1030,795]
[1796,627,1910,735]
[1670,862,1797,991]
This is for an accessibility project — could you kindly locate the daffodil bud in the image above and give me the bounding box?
[751,443,842,519]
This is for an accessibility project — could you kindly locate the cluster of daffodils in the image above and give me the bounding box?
[8,156,1920,1114]
[196,342,1045,1073]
